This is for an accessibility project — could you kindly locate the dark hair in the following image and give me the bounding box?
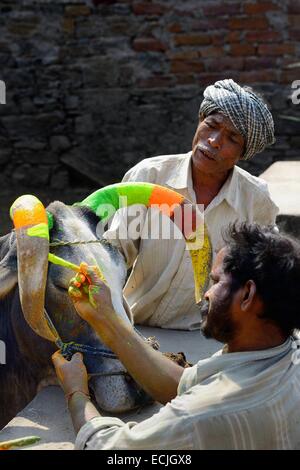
[222,223,300,335]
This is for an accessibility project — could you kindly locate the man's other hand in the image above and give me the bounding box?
[51,351,89,398]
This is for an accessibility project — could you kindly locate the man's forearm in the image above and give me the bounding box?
[91,317,185,405]
[68,392,100,434]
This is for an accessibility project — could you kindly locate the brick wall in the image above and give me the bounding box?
[0,0,299,212]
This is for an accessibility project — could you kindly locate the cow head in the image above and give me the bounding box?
[1,196,150,413]
[1,183,212,414]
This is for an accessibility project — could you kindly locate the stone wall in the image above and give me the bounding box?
[0,0,299,233]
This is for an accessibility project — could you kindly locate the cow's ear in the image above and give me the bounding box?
[0,263,17,298]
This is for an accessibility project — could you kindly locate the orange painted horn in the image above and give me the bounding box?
[10,195,56,342]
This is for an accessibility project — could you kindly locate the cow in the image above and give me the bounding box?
[0,183,211,429]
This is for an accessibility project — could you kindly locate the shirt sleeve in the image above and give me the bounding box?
[177,364,199,396]
[252,180,279,226]
[75,399,194,450]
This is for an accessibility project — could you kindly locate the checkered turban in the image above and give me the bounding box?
[199,79,275,160]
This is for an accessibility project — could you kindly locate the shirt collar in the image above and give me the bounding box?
[164,153,244,215]
[164,152,192,190]
[205,166,241,214]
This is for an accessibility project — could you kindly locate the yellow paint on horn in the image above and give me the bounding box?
[27,223,49,240]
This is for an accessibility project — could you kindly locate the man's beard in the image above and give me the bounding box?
[199,294,236,344]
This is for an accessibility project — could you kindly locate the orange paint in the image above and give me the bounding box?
[11,198,48,229]
[149,186,184,216]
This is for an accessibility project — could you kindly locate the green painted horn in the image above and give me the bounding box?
[76,182,212,303]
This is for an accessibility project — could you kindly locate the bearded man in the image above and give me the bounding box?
[53,223,300,450]
[103,79,279,330]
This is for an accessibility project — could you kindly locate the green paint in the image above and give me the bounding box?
[0,436,41,450]
[76,183,155,221]
[48,253,80,272]
[89,285,101,309]
[117,183,153,207]
[68,286,82,298]
[46,211,54,230]
[27,223,49,240]
[77,185,120,219]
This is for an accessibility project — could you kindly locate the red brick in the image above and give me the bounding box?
[289,15,300,28]
[281,58,300,68]
[167,23,182,33]
[93,0,119,4]
[190,20,208,30]
[212,32,226,46]
[63,18,75,34]
[65,5,91,16]
[202,3,241,16]
[230,44,256,56]
[174,34,211,46]
[133,2,168,16]
[238,70,277,83]
[199,73,222,86]
[175,74,195,85]
[290,29,300,41]
[244,2,280,14]
[206,18,229,29]
[258,44,295,56]
[170,60,204,74]
[245,31,281,42]
[191,19,229,30]
[288,2,300,14]
[133,38,167,52]
[138,76,174,88]
[205,57,244,72]
[199,71,239,86]
[229,17,269,30]
[244,56,278,71]
[280,70,300,84]
[168,50,199,61]
[173,6,197,17]
[225,31,241,43]
[199,46,224,58]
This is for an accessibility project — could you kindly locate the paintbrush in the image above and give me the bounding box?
[48,253,80,272]
[0,436,41,450]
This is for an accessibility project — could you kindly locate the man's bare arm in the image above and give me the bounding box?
[68,265,185,405]
[91,315,184,404]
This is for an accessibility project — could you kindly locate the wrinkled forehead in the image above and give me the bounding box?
[205,111,241,136]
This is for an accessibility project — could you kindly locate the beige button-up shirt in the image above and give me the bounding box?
[75,337,300,450]
[104,152,279,330]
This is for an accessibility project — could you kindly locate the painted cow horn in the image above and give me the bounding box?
[76,182,212,303]
[10,195,56,342]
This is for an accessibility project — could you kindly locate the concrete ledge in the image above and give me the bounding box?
[0,327,220,450]
[260,161,300,236]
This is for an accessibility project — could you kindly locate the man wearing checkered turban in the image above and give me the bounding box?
[199,78,275,161]
[104,79,279,331]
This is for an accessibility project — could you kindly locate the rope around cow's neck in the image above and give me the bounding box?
[44,308,128,379]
